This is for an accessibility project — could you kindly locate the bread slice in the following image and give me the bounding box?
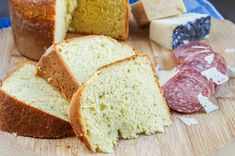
[37,35,136,100]
[0,63,74,138]
[69,54,172,153]
[70,0,129,40]
[131,0,186,27]
[9,0,77,60]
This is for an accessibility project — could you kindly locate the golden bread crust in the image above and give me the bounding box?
[69,85,95,151]
[123,0,130,40]
[0,62,74,138]
[9,0,56,60]
[36,46,79,101]
[0,90,74,138]
[131,1,149,27]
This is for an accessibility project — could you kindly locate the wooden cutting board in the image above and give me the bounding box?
[0,18,235,156]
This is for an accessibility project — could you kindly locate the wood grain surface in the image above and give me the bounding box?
[0,18,235,156]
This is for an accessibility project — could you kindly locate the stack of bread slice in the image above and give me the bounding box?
[37,36,136,100]
[0,35,172,153]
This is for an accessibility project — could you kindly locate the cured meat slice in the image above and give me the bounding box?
[173,42,213,64]
[163,69,212,113]
[180,69,216,95]
[179,52,227,75]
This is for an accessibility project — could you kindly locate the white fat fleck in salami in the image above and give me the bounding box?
[201,67,229,85]
[204,54,214,64]
[155,67,179,86]
[173,42,213,64]
[197,49,212,53]
[198,93,218,113]
[178,116,198,126]
[192,46,210,49]
[183,40,189,44]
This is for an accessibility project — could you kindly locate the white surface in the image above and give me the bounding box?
[198,93,218,113]
[201,67,229,85]
[224,48,235,53]
[155,67,179,86]
[204,54,214,64]
[178,116,198,126]
[151,13,209,25]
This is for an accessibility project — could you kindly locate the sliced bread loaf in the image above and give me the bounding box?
[37,35,136,100]
[0,63,74,138]
[9,0,129,60]
[69,54,172,153]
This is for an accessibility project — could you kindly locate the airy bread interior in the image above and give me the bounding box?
[71,55,172,153]
[54,0,77,42]
[69,0,128,39]
[54,0,128,41]
[1,64,69,121]
[57,36,135,84]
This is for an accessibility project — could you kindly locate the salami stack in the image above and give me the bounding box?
[164,42,228,113]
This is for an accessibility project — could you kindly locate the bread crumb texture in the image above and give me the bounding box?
[58,36,135,84]
[78,56,171,152]
[70,0,128,39]
[1,64,69,121]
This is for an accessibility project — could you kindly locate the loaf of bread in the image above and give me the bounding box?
[69,54,172,153]
[8,0,77,60]
[9,0,129,60]
[131,0,186,27]
[0,63,74,138]
[37,35,136,100]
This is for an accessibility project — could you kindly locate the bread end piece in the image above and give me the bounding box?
[0,62,75,138]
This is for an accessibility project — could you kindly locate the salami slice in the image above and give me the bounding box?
[163,69,211,113]
[173,42,213,64]
[180,69,216,95]
[179,52,227,75]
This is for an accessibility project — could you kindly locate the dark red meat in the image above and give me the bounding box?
[163,69,212,113]
[179,52,227,75]
[180,69,216,95]
[173,42,213,64]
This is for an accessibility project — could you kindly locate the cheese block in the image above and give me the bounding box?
[37,36,136,100]
[9,0,129,60]
[131,0,186,27]
[150,13,211,50]
[9,0,77,60]
[0,63,74,138]
[69,54,172,153]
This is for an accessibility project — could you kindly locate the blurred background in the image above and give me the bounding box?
[0,0,235,23]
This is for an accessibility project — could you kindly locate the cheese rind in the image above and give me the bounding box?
[131,0,186,26]
[150,13,211,50]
